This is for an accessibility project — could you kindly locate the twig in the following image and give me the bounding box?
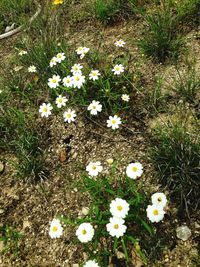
[0,1,41,40]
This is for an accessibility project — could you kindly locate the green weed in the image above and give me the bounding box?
[0,225,22,257]
[138,5,183,62]
[149,112,200,217]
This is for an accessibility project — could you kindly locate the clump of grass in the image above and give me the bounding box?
[175,0,200,25]
[173,62,200,103]
[149,112,200,217]
[147,75,170,116]
[0,107,49,181]
[94,0,146,24]
[0,225,22,257]
[138,5,183,62]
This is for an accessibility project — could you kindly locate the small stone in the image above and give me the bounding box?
[0,209,4,214]
[176,225,192,241]
[0,162,4,173]
[81,207,89,216]
[116,251,125,259]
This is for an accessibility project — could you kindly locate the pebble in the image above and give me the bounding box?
[176,225,192,241]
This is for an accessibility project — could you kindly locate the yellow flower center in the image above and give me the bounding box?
[115,67,120,71]
[114,224,119,229]
[67,114,71,118]
[82,229,87,235]
[75,77,80,81]
[132,167,137,172]
[52,79,57,83]
[92,165,97,170]
[111,119,116,124]
[153,209,159,216]
[59,98,63,103]
[117,205,123,211]
[52,226,58,232]
[43,107,47,112]
[92,106,96,109]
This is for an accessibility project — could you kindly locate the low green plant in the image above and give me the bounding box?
[173,62,200,103]
[147,75,169,116]
[138,5,183,62]
[59,161,159,266]
[149,112,200,217]
[0,107,48,181]
[0,225,23,257]
[174,0,200,25]
[94,0,145,24]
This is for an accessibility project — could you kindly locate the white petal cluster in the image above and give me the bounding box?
[107,115,122,130]
[121,94,130,102]
[115,39,126,47]
[146,192,167,223]
[106,217,127,238]
[83,260,100,267]
[76,223,94,243]
[126,162,143,179]
[55,95,68,108]
[39,103,53,118]
[110,198,130,219]
[89,70,100,81]
[112,64,124,75]
[63,76,73,87]
[48,75,61,88]
[87,100,102,115]
[76,46,90,59]
[86,161,103,177]
[49,218,63,238]
[28,65,37,73]
[63,108,76,123]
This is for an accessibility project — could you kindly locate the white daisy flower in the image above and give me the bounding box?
[106,217,127,238]
[151,193,167,208]
[63,108,76,123]
[110,198,130,219]
[87,100,102,115]
[49,218,63,238]
[112,64,124,75]
[107,115,122,130]
[146,204,165,223]
[55,52,66,63]
[126,162,143,179]
[28,65,37,73]
[19,50,27,56]
[50,57,57,67]
[76,47,90,59]
[55,95,68,108]
[83,260,100,267]
[89,70,101,81]
[86,161,103,177]
[39,103,53,118]
[48,75,61,88]
[63,76,73,87]
[76,223,94,243]
[115,39,126,47]
[72,73,85,89]
[71,63,83,75]
[121,94,130,102]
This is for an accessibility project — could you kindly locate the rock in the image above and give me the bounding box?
[0,162,4,173]
[176,225,192,241]
[81,207,89,216]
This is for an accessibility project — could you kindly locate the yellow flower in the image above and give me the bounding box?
[53,0,63,5]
